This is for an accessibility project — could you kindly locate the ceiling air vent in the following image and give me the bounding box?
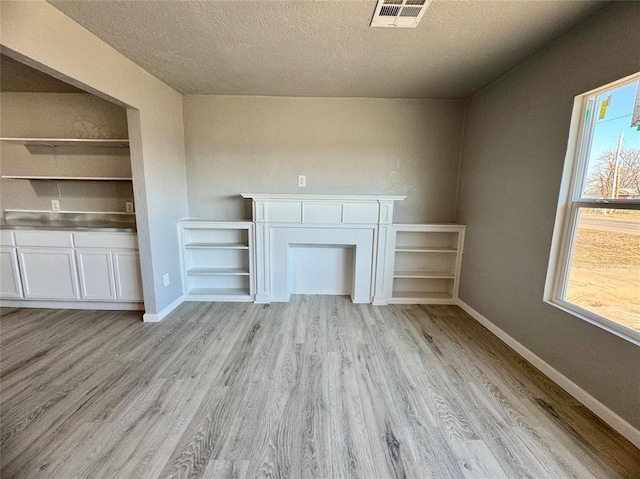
[371,0,431,28]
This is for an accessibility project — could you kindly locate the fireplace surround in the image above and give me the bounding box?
[241,194,405,304]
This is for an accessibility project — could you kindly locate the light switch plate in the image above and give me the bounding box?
[51,199,60,212]
[298,175,306,187]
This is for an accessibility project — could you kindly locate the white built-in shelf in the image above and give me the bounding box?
[392,291,454,300]
[390,224,465,305]
[187,287,251,298]
[393,270,455,279]
[0,138,129,148]
[2,175,132,181]
[179,221,254,302]
[184,242,249,250]
[186,267,250,276]
[395,246,457,253]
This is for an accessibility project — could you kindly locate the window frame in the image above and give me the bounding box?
[545,72,640,346]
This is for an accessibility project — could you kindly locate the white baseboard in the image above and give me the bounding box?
[143,295,184,323]
[0,299,143,311]
[457,300,640,449]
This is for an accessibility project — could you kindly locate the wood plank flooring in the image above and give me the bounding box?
[1,296,639,478]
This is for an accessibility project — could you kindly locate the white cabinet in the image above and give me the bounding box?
[390,224,465,304]
[18,247,79,300]
[75,232,142,302]
[14,230,80,301]
[76,249,116,300]
[0,246,23,299]
[75,236,142,302]
[1,229,142,307]
[76,249,142,302]
[179,221,254,301]
[0,231,22,299]
[113,250,143,301]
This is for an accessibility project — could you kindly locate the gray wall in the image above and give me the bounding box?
[0,92,133,213]
[184,95,465,223]
[456,2,640,429]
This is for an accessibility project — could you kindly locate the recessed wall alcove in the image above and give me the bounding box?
[272,228,375,302]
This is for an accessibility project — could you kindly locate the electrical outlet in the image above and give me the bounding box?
[163,273,170,287]
[125,201,135,213]
[51,200,60,212]
[298,175,306,187]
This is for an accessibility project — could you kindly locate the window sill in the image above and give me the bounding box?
[545,298,640,347]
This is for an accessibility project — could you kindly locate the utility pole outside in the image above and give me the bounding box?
[611,132,623,199]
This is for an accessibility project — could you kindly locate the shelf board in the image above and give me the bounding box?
[184,242,249,249]
[2,175,132,181]
[186,267,250,276]
[0,138,129,148]
[393,270,454,279]
[395,246,457,253]
[187,287,251,297]
[391,291,454,300]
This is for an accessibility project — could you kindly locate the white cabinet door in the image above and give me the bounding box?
[18,248,79,300]
[113,250,143,301]
[0,247,23,299]
[75,249,116,301]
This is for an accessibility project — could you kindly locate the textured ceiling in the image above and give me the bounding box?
[0,54,85,93]
[48,0,609,99]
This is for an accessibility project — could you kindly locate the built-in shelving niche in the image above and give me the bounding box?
[0,138,135,220]
[179,221,254,301]
[390,225,465,304]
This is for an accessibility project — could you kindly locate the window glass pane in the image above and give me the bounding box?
[565,208,640,332]
[582,80,640,200]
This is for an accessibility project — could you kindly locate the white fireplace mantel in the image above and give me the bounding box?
[241,193,406,201]
[241,193,405,305]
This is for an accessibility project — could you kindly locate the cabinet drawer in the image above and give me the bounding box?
[74,232,138,249]
[0,231,15,246]
[15,231,74,247]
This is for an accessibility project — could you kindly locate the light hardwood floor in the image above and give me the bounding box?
[1,297,639,478]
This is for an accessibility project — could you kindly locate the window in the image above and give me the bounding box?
[546,73,640,344]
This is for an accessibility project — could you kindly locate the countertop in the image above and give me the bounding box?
[1,212,137,233]
[0,219,137,232]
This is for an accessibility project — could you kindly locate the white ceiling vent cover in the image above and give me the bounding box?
[370,0,431,28]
